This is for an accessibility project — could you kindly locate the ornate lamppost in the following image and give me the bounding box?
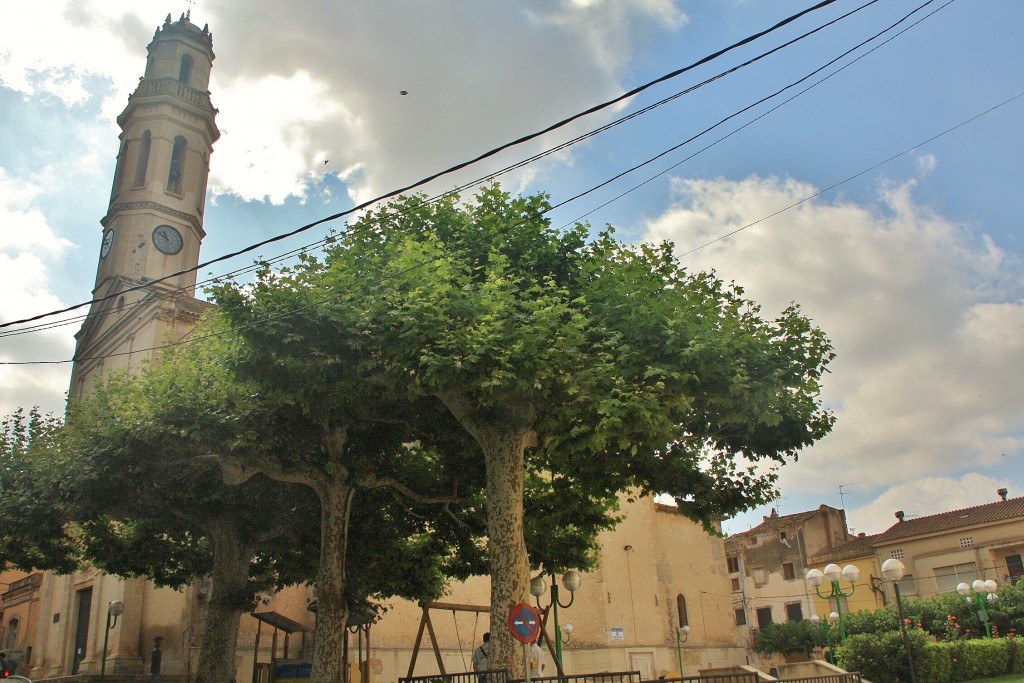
[880,558,917,683]
[809,612,838,664]
[99,600,125,683]
[806,564,859,643]
[675,624,691,676]
[530,571,582,671]
[957,579,999,638]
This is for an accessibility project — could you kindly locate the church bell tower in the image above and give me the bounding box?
[70,12,219,401]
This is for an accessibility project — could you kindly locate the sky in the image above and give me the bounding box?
[1,0,1021,538]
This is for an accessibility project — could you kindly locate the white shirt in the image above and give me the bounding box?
[530,642,545,678]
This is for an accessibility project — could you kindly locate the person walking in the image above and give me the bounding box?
[529,636,545,679]
[472,633,491,683]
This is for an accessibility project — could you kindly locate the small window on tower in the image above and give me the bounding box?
[167,136,187,194]
[134,130,151,188]
[179,54,194,85]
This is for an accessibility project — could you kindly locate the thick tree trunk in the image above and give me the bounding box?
[481,429,531,676]
[309,479,356,683]
[439,392,533,677]
[195,517,255,683]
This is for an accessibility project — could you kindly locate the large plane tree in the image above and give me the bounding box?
[311,185,837,671]
[208,213,625,682]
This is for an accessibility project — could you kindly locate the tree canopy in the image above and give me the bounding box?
[214,184,835,671]
[0,407,80,573]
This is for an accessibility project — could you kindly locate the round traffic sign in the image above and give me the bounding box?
[507,602,541,643]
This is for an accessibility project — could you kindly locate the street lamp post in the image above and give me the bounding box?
[809,613,838,664]
[530,571,582,672]
[957,579,999,638]
[675,624,691,677]
[881,558,917,683]
[806,563,859,643]
[100,600,125,683]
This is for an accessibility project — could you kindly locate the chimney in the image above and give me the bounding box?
[998,488,1008,502]
[895,510,905,522]
[858,532,866,538]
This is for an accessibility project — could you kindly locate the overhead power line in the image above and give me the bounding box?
[0,0,844,332]
[1,0,888,344]
[1,0,983,366]
[7,85,1017,368]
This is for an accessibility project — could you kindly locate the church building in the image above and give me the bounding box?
[23,13,748,682]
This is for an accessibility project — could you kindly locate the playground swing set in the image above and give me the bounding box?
[404,600,564,682]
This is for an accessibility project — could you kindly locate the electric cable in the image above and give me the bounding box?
[0,0,845,331]
[5,1,1001,368]
[10,87,1016,368]
[0,0,928,342]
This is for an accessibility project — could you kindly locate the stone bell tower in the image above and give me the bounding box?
[70,12,219,402]
[36,13,219,679]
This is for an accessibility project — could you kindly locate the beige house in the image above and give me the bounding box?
[25,13,747,683]
[872,489,1024,602]
[724,505,853,640]
[0,570,43,675]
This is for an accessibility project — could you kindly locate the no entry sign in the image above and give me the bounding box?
[507,602,541,643]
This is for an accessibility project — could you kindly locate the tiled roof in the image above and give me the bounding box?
[875,496,1024,543]
[809,534,879,564]
[728,504,841,540]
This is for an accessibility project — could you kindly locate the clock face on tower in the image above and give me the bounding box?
[100,229,114,258]
[152,224,184,255]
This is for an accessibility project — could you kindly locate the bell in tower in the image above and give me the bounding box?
[70,13,219,402]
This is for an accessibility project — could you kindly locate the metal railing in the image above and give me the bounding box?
[645,674,758,683]
[771,675,861,683]
[401,669,860,683]
[512,673,642,683]
[400,670,510,683]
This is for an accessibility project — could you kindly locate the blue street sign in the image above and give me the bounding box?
[508,602,541,643]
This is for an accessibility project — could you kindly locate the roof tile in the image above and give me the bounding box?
[875,496,1024,543]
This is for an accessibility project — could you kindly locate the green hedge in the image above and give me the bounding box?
[835,630,928,683]
[836,632,1022,682]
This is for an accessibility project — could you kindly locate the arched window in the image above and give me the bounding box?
[133,130,151,188]
[111,139,128,200]
[167,136,187,194]
[178,54,193,85]
[6,617,19,649]
[676,594,689,628]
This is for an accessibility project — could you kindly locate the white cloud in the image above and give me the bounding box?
[642,174,1024,527]
[199,0,686,204]
[849,473,1016,534]
[2,2,692,209]
[210,71,348,204]
[0,170,76,416]
[917,152,938,176]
